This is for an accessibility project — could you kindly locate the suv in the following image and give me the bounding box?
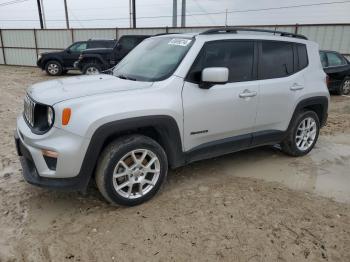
[75,35,150,75]
[15,28,329,206]
[319,50,350,95]
[37,39,116,76]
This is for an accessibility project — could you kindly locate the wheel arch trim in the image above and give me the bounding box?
[76,115,184,191]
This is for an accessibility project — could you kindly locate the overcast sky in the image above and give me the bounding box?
[0,0,349,29]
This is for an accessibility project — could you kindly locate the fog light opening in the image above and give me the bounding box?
[42,149,58,158]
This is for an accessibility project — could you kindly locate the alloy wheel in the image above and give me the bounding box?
[112,149,161,199]
[342,80,350,95]
[86,67,99,75]
[48,63,59,75]
[295,117,317,151]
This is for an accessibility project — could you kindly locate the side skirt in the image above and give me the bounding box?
[184,130,286,165]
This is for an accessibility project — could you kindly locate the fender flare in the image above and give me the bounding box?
[42,56,64,68]
[81,55,108,68]
[76,115,184,191]
[290,96,329,129]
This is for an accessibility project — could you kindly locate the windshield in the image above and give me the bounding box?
[113,37,193,81]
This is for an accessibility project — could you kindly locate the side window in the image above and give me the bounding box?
[319,51,328,67]
[326,52,346,67]
[260,41,294,79]
[88,41,116,49]
[296,44,308,70]
[118,37,136,50]
[69,42,87,52]
[187,40,254,83]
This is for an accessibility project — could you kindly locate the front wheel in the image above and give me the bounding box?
[281,111,320,156]
[45,60,63,76]
[95,135,168,206]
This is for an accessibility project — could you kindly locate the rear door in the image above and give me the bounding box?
[254,40,306,142]
[182,40,259,151]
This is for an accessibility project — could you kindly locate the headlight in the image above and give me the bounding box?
[38,54,42,60]
[47,107,54,126]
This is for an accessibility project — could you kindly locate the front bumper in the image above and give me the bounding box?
[15,115,91,191]
[15,131,85,190]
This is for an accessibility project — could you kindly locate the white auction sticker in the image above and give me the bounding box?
[168,39,192,46]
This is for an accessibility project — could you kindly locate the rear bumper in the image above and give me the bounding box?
[36,59,44,69]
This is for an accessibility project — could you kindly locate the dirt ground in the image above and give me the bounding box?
[0,65,350,262]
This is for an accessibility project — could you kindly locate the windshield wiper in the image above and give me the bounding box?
[116,74,136,81]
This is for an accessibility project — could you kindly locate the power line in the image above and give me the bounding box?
[0,0,29,7]
[1,0,350,22]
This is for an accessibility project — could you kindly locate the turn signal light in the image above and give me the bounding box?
[42,149,58,158]
[62,108,71,126]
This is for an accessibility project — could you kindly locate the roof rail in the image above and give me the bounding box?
[200,27,308,40]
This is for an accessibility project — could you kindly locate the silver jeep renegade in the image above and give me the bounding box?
[15,28,330,206]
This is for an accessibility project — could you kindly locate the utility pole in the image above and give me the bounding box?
[181,0,186,27]
[129,0,132,28]
[172,0,177,27]
[36,0,44,29]
[225,9,228,27]
[40,0,46,29]
[63,0,70,29]
[132,0,136,28]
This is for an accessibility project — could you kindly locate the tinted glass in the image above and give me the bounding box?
[319,51,328,67]
[327,52,346,66]
[88,41,115,48]
[296,44,308,70]
[69,42,87,52]
[118,37,137,50]
[260,41,294,79]
[187,40,254,83]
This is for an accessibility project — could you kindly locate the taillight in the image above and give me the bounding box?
[326,75,330,87]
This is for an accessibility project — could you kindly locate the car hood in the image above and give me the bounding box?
[27,74,153,105]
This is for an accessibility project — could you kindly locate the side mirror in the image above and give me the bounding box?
[200,67,229,89]
[66,49,71,54]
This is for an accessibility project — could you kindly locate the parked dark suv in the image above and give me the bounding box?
[37,39,116,76]
[76,35,150,75]
[320,50,350,95]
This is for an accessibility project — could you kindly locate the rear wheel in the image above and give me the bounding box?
[339,78,350,95]
[45,60,62,76]
[82,63,102,75]
[281,111,320,156]
[95,135,168,206]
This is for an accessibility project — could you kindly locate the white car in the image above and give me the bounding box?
[15,28,330,206]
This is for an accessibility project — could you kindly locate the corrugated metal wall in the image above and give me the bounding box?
[0,24,349,67]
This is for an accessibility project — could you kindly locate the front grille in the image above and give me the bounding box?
[24,94,36,127]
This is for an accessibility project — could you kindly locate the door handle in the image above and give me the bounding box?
[239,89,257,98]
[290,83,304,91]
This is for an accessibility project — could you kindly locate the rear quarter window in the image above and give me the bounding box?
[296,44,308,70]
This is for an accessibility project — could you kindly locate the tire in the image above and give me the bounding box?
[95,135,168,206]
[281,111,320,157]
[82,63,102,75]
[45,60,63,76]
[338,77,350,96]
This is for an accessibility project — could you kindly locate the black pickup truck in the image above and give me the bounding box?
[320,50,350,95]
[37,39,116,76]
[75,35,150,74]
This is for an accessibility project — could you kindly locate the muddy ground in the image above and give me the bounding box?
[0,66,349,262]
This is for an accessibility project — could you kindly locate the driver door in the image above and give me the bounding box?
[182,40,259,152]
[64,42,87,68]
